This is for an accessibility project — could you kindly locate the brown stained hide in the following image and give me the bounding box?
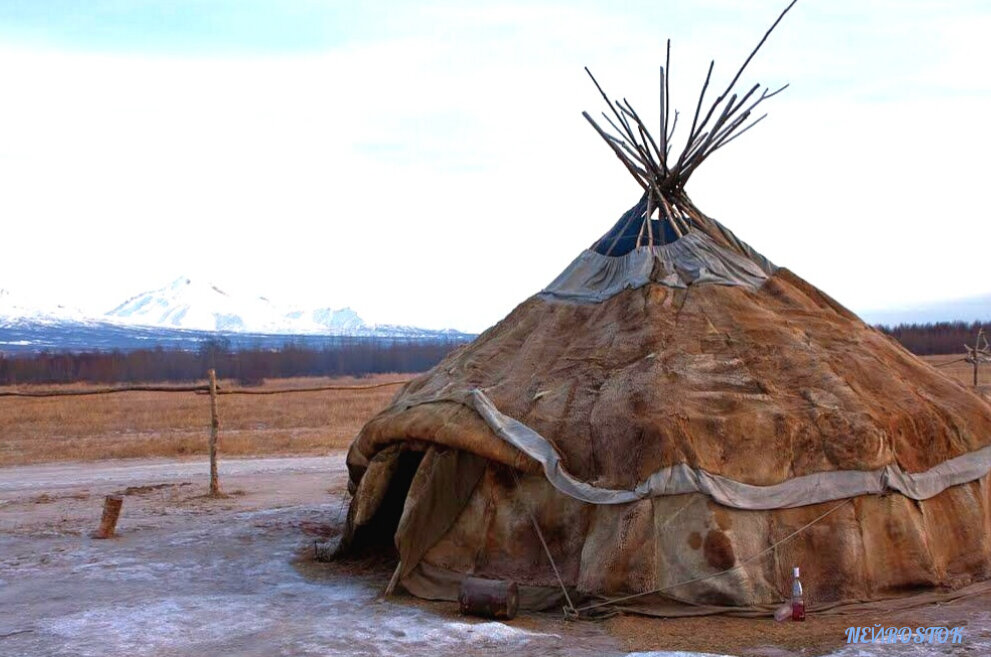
[703,530,736,571]
[343,266,991,609]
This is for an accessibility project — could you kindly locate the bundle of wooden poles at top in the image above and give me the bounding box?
[582,0,798,244]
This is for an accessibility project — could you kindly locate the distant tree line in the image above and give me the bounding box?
[0,338,466,386]
[1,322,987,385]
[877,321,991,356]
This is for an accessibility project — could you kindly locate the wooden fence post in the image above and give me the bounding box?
[976,329,984,388]
[92,494,124,539]
[208,368,221,496]
[966,328,988,389]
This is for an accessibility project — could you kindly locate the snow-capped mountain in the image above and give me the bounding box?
[285,306,366,334]
[106,276,372,335]
[0,288,88,324]
[1,277,473,353]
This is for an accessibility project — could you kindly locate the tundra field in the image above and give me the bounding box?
[0,373,408,466]
[2,359,991,657]
[1,357,987,467]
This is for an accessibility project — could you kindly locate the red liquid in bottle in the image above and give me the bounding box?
[791,566,806,622]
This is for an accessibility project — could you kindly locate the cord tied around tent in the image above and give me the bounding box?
[510,466,851,621]
[510,469,579,619]
[575,497,853,617]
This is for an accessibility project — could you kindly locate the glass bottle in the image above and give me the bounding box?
[791,566,806,621]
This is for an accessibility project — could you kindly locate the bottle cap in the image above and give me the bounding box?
[793,566,800,577]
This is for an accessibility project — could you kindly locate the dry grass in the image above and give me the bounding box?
[0,374,409,466]
[0,355,987,467]
[923,353,991,392]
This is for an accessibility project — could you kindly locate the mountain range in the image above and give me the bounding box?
[0,277,471,353]
[2,277,987,354]
[105,277,369,334]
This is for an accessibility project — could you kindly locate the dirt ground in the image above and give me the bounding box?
[925,354,991,402]
[2,357,990,655]
[2,452,990,656]
[0,453,623,657]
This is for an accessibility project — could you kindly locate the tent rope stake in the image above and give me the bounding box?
[511,470,577,618]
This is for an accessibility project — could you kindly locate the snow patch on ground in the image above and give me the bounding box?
[44,596,268,657]
[37,587,567,657]
[1,484,617,657]
[626,652,736,657]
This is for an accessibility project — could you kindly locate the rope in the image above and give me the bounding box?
[0,384,209,397]
[0,379,410,398]
[934,358,969,368]
[575,497,853,616]
[214,380,410,395]
[511,469,578,618]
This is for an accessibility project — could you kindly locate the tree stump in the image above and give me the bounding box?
[92,495,123,539]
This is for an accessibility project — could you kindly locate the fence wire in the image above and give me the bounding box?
[0,379,410,398]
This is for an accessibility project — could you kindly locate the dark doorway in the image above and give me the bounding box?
[347,449,424,557]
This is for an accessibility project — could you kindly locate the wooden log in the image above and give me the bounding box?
[637,195,651,248]
[646,193,655,248]
[667,109,679,152]
[656,191,683,238]
[384,560,403,597]
[683,92,737,173]
[582,112,649,190]
[709,113,768,153]
[601,194,649,256]
[619,99,665,173]
[663,39,672,147]
[670,202,693,236]
[684,60,715,159]
[208,369,221,497]
[690,0,798,147]
[659,64,667,158]
[584,67,642,149]
[92,495,123,539]
[459,577,519,620]
[601,115,653,170]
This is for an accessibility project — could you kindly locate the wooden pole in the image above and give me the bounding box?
[384,560,403,597]
[92,494,123,539]
[978,329,986,389]
[963,329,990,389]
[976,350,980,389]
[208,368,221,496]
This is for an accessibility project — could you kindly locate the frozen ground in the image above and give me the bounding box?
[1,455,989,657]
[0,456,624,657]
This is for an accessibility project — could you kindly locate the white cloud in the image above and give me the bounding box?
[0,1,988,332]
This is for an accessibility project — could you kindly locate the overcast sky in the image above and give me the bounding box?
[1,0,989,332]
